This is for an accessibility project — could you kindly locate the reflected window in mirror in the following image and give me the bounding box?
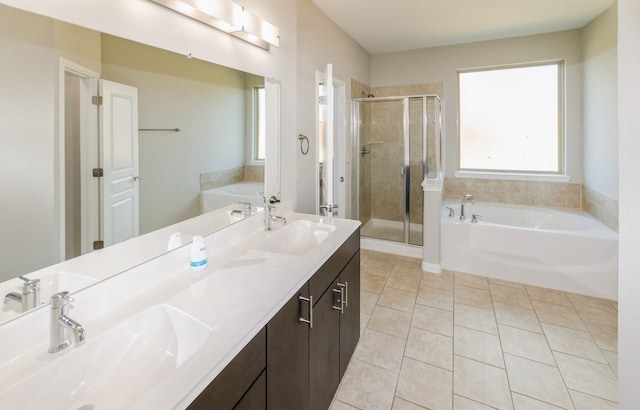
[254,86,266,162]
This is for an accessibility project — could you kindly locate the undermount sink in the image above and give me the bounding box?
[1,272,98,322]
[0,304,211,409]
[253,219,338,256]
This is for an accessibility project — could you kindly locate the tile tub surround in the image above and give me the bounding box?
[200,165,264,191]
[332,250,618,409]
[583,186,619,232]
[444,177,583,209]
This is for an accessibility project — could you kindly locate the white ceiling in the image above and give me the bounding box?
[310,0,616,54]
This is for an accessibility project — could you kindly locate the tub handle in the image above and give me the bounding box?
[446,206,455,218]
[471,214,482,223]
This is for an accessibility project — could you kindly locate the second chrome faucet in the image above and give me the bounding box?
[49,291,86,353]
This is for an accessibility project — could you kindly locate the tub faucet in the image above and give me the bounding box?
[4,276,40,313]
[264,196,287,231]
[460,194,475,221]
[48,291,86,353]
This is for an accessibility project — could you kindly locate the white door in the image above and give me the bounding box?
[100,79,139,247]
[317,64,335,216]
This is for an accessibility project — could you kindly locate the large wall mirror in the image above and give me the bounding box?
[0,4,280,325]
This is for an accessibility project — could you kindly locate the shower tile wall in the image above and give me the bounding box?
[351,79,373,225]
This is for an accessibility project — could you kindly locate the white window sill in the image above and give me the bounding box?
[454,170,572,183]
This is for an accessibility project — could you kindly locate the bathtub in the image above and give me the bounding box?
[200,182,264,213]
[440,202,618,300]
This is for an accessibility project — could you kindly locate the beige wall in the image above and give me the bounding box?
[371,30,584,183]
[101,35,250,234]
[618,0,640,406]
[0,6,101,280]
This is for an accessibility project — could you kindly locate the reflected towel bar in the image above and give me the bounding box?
[139,128,181,132]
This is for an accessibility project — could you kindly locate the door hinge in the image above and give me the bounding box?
[92,168,104,178]
[93,240,104,250]
[92,95,103,105]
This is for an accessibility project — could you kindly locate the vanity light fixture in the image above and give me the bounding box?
[148,0,279,50]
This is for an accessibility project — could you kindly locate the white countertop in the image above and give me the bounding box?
[0,204,361,409]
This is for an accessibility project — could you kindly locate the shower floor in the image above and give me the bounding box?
[361,218,423,245]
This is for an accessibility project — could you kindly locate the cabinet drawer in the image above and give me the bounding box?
[188,328,266,410]
[309,228,360,300]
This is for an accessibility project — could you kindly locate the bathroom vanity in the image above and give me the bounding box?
[0,202,361,409]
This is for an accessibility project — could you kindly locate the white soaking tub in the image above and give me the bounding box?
[200,182,264,213]
[440,202,618,300]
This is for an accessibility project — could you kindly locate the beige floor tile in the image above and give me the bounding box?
[541,323,606,363]
[494,302,542,333]
[490,284,533,309]
[417,285,454,311]
[454,303,498,335]
[330,400,359,410]
[601,350,617,375]
[362,259,394,278]
[454,326,504,368]
[392,397,428,409]
[378,286,417,313]
[532,300,586,331]
[335,359,399,410]
[422,271,454,292]
[455,272,490,290]
[454,395,495,409]
[511,393,566,409]
[568,389,618,409]
[570,300,617,327]
[361,272,388,294]
[387,269,422,293]
[397,357,453,410]
[412,304,454,337]
[453,356,513,410]
[583,321,617,352]
[498,324,555,366]
[504,354,573,409]
[554,352,618,403]
[565,292,616,311]
[368,305,413,339]
[354,328,406,372]
[455,285,493,310]
[489,277,525,289]
[360,313,370,337]
[361,290,380,315]
[525,285,572,307]
[405,327,453,371]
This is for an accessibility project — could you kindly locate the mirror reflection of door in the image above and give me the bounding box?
[60,59,139,261]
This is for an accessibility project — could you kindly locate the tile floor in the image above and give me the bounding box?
[331,250,618,410]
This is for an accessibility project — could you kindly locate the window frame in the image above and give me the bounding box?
[457,60,565,176]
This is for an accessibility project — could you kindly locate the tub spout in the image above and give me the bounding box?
[460,194,475,221]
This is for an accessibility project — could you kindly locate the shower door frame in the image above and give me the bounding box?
[353,94,441,245]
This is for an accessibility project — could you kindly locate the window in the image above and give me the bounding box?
[458,62,563,174]
[253,86,266,161]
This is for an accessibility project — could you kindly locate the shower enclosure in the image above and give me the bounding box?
[353,95,442,246]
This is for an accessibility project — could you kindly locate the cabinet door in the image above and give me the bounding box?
[266,283,310,410]
[309,278,342,410]
[188,328,266,410]
[339,252,361,379]
[235,370,266,410]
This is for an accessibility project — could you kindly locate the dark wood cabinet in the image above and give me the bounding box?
[266,283,310,410]
[188,328,266,410]
[339,252,360,379]
[189,227,360,410]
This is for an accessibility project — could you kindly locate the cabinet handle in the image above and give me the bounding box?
[298,295,313,328]
[338,282,348,308]
[332,288,344,314]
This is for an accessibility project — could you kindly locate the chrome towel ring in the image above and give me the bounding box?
[298,134,309,155]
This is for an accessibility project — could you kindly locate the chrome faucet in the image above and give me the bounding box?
[264,196,287,231]
[231,202,252,218]
[4,276,40,313]
[49,291,86,353]
[460,194,475,221]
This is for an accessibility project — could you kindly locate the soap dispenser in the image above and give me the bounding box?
[190,235,207,271]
